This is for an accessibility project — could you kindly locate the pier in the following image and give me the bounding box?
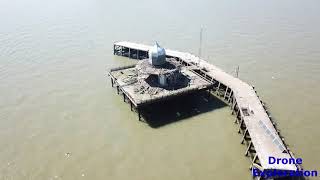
[109,41,301,179]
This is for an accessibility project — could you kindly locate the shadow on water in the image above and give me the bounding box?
[140,91,227,128]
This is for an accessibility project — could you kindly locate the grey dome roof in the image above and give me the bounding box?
[148,42,166,66]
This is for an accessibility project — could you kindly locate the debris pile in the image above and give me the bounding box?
[133,79,164,95]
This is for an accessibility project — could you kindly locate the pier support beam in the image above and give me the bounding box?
[252,154,258,164]
[234,109,240,123]
[231,98,235,111]
[215,82,220,94]
[128,48,131,58]
[238,117,244,133]
[137,50,139,59]
[231,100,237,112]
[116,86,119,94]
[224,87,229,99]
[207,89,211,100]
[138,108,141,121]
[241,128,248,144]
[227,91,232,103]
[245,142,252,156]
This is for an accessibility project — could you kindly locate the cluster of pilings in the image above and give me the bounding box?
[255,90,303,172]
[108,65,213,123]
[203,78,263,169]
[211,81,302,174]
[109,69,145,122]
[184,64,265,170]
[229,90,263,172]
[185,64,303,178]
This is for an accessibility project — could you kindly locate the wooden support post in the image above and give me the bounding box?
[245,142,252,156]
[138,108,141,121]
[113,45,115,55]
[231,98,236,111]
[252,154,258,164]
[111,78,114,87]
[128,48,131,58]
[227,91,232,102]
[234,108,240,123]
[238,117,244,133]
[231,98,237,111]
[123,93,126,102]
[234,116,238,124]
[137,50,139,59]
[224,87,229,99]
[215,82,220,93]
[116,86,119,94]
[130,102,133,111]
[241,128,248,144]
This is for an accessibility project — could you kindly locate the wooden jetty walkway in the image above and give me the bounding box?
[110,41,301,178]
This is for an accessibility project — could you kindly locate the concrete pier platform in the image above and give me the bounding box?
[109,65,212,107]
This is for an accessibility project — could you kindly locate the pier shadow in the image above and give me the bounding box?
[140,91,227,128]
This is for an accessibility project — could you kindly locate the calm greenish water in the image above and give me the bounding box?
[0,0,319,179]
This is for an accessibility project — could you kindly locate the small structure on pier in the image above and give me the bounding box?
[136,43,188,89]
[148,42,166,66]
[136,58,187,89]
